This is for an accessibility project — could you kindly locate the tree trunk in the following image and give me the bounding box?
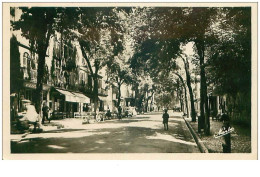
[145,91,149,112]
[34,26,52,114]
[35,51,44,114]
[176,56,197,121]
[93,74,99,119]
[196,40,210,135]
[199,76,205,133]
[150,92,154,112]
[183,86,189,117]
[174,73,189,118]
[117,83,121,108]
[93,59,100,119]
[179,89,184,112]
[79,41,99,118]
[183,61,196,122]
[176,85,183,112]
[204,85,210,135]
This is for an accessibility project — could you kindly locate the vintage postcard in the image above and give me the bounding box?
[2,2,257,160]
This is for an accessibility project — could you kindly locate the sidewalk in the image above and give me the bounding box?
[11,116,121,141]
[184,117,251,153]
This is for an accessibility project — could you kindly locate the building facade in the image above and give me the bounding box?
[10,8,112,119]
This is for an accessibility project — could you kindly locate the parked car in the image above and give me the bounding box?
[124,107,132,117]
[173,106,181,112]
[130,107,137,116]
[124,107,137,117]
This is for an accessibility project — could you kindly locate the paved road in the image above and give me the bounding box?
[11,112,200,153]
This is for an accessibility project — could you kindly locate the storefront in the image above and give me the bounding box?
[98,96,107,111]
[50,87,90,118]
[17,81,50,112]
[124,97,135,107]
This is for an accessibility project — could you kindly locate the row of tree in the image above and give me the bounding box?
[12,7,251,134]
[128,7,251,134]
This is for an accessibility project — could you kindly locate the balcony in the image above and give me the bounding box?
[20,67,37,83]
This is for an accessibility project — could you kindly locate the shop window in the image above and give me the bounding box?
[24,90,32,101]
[83,103,89,112]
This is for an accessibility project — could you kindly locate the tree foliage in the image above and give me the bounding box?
[12,7,58,113]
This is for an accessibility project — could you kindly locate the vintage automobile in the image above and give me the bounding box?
[124,107,137,117]
[173,106,181,112]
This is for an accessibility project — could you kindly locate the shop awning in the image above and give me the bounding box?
[56,89,77,103]
[55,88,91,103]
[72,92,90,103]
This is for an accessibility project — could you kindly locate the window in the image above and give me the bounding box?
[85,73,89,83]
[23,52,30,67]
[88,75,92,88]
[31,57,36,70]
[98,79,102,88]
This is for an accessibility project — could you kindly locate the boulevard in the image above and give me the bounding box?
[11,112,200,153]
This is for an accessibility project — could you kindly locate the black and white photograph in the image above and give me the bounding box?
[2,2,257,160]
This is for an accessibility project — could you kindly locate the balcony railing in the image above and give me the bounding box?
[20,67,37,83]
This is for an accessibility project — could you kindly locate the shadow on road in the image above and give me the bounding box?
[11,115,199,153]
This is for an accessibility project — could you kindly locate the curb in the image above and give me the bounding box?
[183,117,209,153]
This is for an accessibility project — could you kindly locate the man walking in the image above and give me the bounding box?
[42,102,49,124]
[162,109,169,131]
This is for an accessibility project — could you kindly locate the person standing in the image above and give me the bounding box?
[42,102,49,124]
[118,106,122,120]
[162,109,169,131]
[106,106,111,119]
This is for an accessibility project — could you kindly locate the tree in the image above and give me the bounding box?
[178,51,197,121]
[129,9,196,118]
[53,7,133,117]
[206,7,251,126]
[64,7,128,117]
[106,59,133,108]
[10,35,23,94]
[12,7,57,113]
[173,72,189,117]
[178,7,218,135]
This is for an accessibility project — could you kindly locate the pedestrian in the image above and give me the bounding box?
[162,109,169,131]
[118,106,122,120]
[106,107,111,119]
[42,102,49,124]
